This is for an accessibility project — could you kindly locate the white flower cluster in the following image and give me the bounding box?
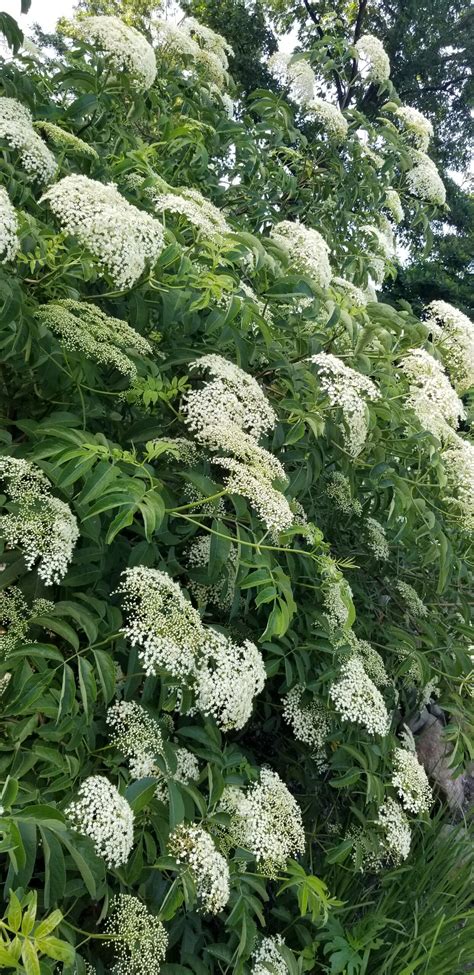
[365,516,389,560]
[268,51,315,106]
[216,457,293,534]
[308,353,380,456]
[395,105,433,150]
[106,700,164,778]
[0,97,56,183]
[183,354,293,534]
[67,16,157,90]
[396,580,428,618]
[351,798,411,872]
[210,425,285,481]
[151,185,230,241]
[220,768,305,876]
[344,631,389,687]
[385,188,404,224]
[270,220,332,290]
[391,747,432,813]
[0,456,78,585]
[154,746,200,803]
[441,435,474,531]
[0,187,19,263]
[193,628,266,731]
[116,566,206,678]
[329,655,390,735]
[290,499,322,547]
[406,151,446,205]
[105,894,168,975]
[34,121,98,159]
[355,128,384,169]
[426,300,474,394]
[399,724,417,753]
[332,276,368,308]
[355,34,390,82]
[154,17,232,88]
[237,281,274,325]
[215,88,234,117]
[41,175,164,289]
[66,775,134,867]
[420,676,440,707]
[326,472,362,515]
[400,347,464,438]
[369,255,386,287]
[145,437,200,467]
[186,534,237,609]
[153,19,200,60]
[307,97,348,143]
[187,354,277,438]
[322,564,354,631]
[169,823,230,914]
[376,798,411,864]
[117,566,265,728]
[0,586,53,657]
[36,299,152,378]
[362,219,395,261]
[282,684,329,753]
[251,935,287,975]
[107,698,199,799]
[182,16,233,67]
[0,672,11,697]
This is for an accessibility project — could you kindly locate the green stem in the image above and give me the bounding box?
[63,920,117,941]
[167,490,227,513]
[173,513,321,561]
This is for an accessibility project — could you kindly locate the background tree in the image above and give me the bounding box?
[389,176,473,316]
[186,0,473,313]
[181,0,278,93]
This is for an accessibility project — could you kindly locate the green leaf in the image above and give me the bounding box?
[21,940,40,975]
[66,93,98,119]
[32,617,79,651]
[18,806,65,828]
[57,664,76,722]
[59,834,99,899]
[8,890,22,932]
[329,769,361,788]
[1,777,18,808]
[159,879,185,922]
[0,944,17,966]
[35,936,75,964]
[83,491,139,519]
[138,493,165,540]
[0,12,23,53]
[93,648,116,703]
[40,829,66,907]
[8,643,64,663]
[105,505,136,543]
[21,892,37,935]
[53,601,98,643]
[77,461,116,505]
[125,779,157,813]
[168,780,185,830]
[34,908,63,940]
[77,656,97,721]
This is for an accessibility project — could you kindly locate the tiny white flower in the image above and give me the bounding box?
[66,775,134,868]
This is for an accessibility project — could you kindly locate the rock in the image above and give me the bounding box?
[408,706,430,733]
[415,714,465,812]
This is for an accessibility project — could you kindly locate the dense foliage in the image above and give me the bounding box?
[0,7,472,975]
